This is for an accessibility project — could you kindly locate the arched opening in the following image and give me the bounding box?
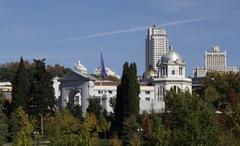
[67,88,82,106]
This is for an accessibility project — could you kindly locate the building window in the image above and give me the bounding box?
[98,90,102,94]
[172,70,175,75]
[145,91,150,94]
[74,96,79,103]
[145,97,150,101]
[179,67,183,75]
[108,90,112,94]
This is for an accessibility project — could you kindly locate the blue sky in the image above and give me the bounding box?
[0,0,239,76]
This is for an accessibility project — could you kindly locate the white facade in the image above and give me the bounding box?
[92,80,117,113]
[0,82,12,92]
[58,50,192,115]
[193,45,239,77]
[153,50,192,102]
[94,66,120,78]
[205,45,227,71]
[145,25,169,71]
[139,85,165,113]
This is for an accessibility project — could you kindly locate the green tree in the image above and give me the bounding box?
[8,112,20,141]
[13,107,33,146]
[166,92,220,146]
[80,113,99,146]
[204,86,219,102]
[115,62,129,129]
[0,93,8,145]
[87,97,102,118]
[12,57,30,111]
[97,115,111,139]
[115,62,140,131]
[148,113,171,146]
[47,64,70,77]
[48,108,82,146]
[27,59,55,133]
[226,99,240,145]
[127,63,140,117]
[122,115,141,146]
[66,102,82,119]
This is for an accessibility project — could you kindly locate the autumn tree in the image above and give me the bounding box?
[12,107,34,146]
[48,108,81,146]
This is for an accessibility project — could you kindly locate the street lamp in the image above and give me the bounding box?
[33,131,39,146]
[137,128,144,145]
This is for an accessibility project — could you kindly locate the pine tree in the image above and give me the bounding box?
[12,57,30,111]
[27,59,55,116]
[27,59,55,133]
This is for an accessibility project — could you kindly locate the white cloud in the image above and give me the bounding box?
[54,17,205,44]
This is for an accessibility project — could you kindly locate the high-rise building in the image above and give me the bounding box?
[145,25,169,71]
[205,45,226,72]
[193,45,239,77]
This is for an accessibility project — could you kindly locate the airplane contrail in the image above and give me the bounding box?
[54,17,205,44]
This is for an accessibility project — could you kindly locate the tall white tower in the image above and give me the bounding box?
[145,25,169,71]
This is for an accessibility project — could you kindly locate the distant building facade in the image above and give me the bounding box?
[94,66,120,78]
[0,82,12,102]
[143,49,192,103]
[193,45,238,77]
[57,49,192,116]
[145,25,169,71]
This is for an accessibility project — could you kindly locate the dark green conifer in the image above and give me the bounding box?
[114,62,140,130]
[27,59,55,116]
[12,57,30,111]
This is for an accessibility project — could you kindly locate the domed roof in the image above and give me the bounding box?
[161,50,184,65]
[143,67,158,79]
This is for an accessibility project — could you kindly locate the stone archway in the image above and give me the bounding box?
[67,88,82,106]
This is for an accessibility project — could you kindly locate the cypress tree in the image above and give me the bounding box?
[27,59,55,118]
[115,62,129,126]
[12,57,30,111]
[114,62,140,130]
[127,63,140,117]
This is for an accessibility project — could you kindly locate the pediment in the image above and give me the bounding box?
[60,70,95,82]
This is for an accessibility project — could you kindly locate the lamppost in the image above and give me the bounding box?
[33,131,39,146]
[137,128,144,145]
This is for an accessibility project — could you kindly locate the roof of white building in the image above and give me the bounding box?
[161,50,185,65]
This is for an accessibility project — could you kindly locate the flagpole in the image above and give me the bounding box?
[100,51,107,112]
[100,75,102,106]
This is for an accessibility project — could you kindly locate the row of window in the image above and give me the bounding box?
[97,90,113,94]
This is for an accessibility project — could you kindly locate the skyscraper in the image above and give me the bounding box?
[204,45,226,71]
[193,45,239,77]
[145,25,169,71]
